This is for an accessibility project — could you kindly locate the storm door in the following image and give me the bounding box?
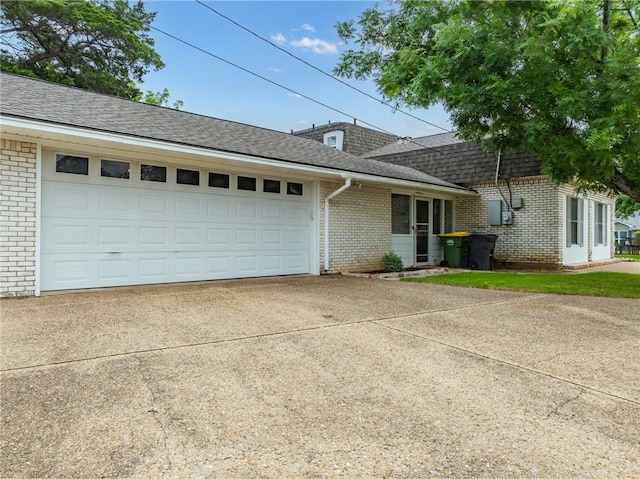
[415,199,430,264]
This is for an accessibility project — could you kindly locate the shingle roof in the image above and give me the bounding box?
[364,132,464,157]
[364,132,543,185]
[0,73,469,191]
[294,122,397,157]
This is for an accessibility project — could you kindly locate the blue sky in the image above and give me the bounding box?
[142,1,452,138]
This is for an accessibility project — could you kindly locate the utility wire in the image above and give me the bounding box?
[150,25,454,156]
[194,0,451,133]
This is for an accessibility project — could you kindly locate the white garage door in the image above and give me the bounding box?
[41,153,311,291]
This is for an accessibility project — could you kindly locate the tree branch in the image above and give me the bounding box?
[609,170,640,202]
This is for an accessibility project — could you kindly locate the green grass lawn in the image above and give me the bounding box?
[403,271,640,298]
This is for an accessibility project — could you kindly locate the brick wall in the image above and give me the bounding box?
[1,139,38,296]
[320,181,391,273]
[456,177,617,268]
[456,176,564,268]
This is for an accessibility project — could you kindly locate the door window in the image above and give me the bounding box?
[415,199,430,263]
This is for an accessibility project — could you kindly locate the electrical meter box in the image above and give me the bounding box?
[502,211,513,225]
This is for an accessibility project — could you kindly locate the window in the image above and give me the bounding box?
[263,179,281,194]
[209,173,229,188]
[56,154,88,175]
[177,168,199,186]
[101,159,129,179]
[391,194,410,234]
[444,200,454,233]
[566,196,584,246]
[237,176,256,191]
[287,182,303,196]
[432,198,442,235]
[595,203,607,245]
[140,164,167,182]
[323,130,344,150]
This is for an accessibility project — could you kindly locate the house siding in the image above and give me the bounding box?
[1,139,38,297]
[456,176,564,268]
[320,181,391,273]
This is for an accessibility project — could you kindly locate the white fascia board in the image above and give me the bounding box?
[1,116,475,196]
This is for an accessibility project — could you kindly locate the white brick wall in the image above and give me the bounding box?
[1,139,38,296]
[320,182,391,273]
[456,176,616,268]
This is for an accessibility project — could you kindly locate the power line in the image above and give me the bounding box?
[194,0,451,133]
[150,25,454,156]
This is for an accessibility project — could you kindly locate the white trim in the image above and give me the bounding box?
[1,117,476,197]
[35,143,42,297]
[311,180,321,275]
[323,130,344,151]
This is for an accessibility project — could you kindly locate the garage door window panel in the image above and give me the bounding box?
[101,159,130,179]
[177,168,200,186]
[264,179,281,194]
[209,173,230,188]
[56,154,89,175]
[238,176,256,191]
[141,165,167,183]
[287,182,303,196]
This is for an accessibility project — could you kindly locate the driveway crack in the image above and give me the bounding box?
[135,356,172,475]
[546,390,584,419]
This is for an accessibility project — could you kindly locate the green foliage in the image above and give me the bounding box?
[335,0,640,201]
[616,195,640,219]
[403,272,640,298]
[142,88,183,110]
[383,251,404,273]
[0,0,170,102]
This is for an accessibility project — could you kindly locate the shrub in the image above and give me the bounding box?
[383,251,404,273]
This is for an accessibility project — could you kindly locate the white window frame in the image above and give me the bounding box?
[594,202,608,246]
[566,196,584,247]
[323,130,344,150]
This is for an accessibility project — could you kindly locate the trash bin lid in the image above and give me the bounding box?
[438,231,471,237]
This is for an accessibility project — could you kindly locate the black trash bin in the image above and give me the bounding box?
[467,234,498,270]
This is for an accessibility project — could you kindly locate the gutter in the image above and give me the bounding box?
[324,178,352,272]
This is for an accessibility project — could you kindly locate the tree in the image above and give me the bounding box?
[335,0,640,202]
[616,195,640,219]
[142,87,183,110]
[0,0,168,102]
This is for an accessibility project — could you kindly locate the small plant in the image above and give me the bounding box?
[383,251,404,273]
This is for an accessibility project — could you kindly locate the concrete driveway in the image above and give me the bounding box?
[1,276,638,478]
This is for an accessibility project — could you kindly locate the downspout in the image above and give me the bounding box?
[324,178,352,272]
[494,149,512,211]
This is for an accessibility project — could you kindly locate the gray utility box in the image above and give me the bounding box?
[489,200,502,225]
[489,200,513,225]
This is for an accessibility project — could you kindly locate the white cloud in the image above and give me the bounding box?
[270,33,286,45]
[268,67,282,73]
[287,92,303,98]
[290,37,337,55]
[299,24,315,32]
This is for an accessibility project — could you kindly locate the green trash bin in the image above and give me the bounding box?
[438,232,471,268]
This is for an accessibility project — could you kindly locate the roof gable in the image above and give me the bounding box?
[293,122,397,157]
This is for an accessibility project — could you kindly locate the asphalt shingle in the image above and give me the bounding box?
[0,74,469,191]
